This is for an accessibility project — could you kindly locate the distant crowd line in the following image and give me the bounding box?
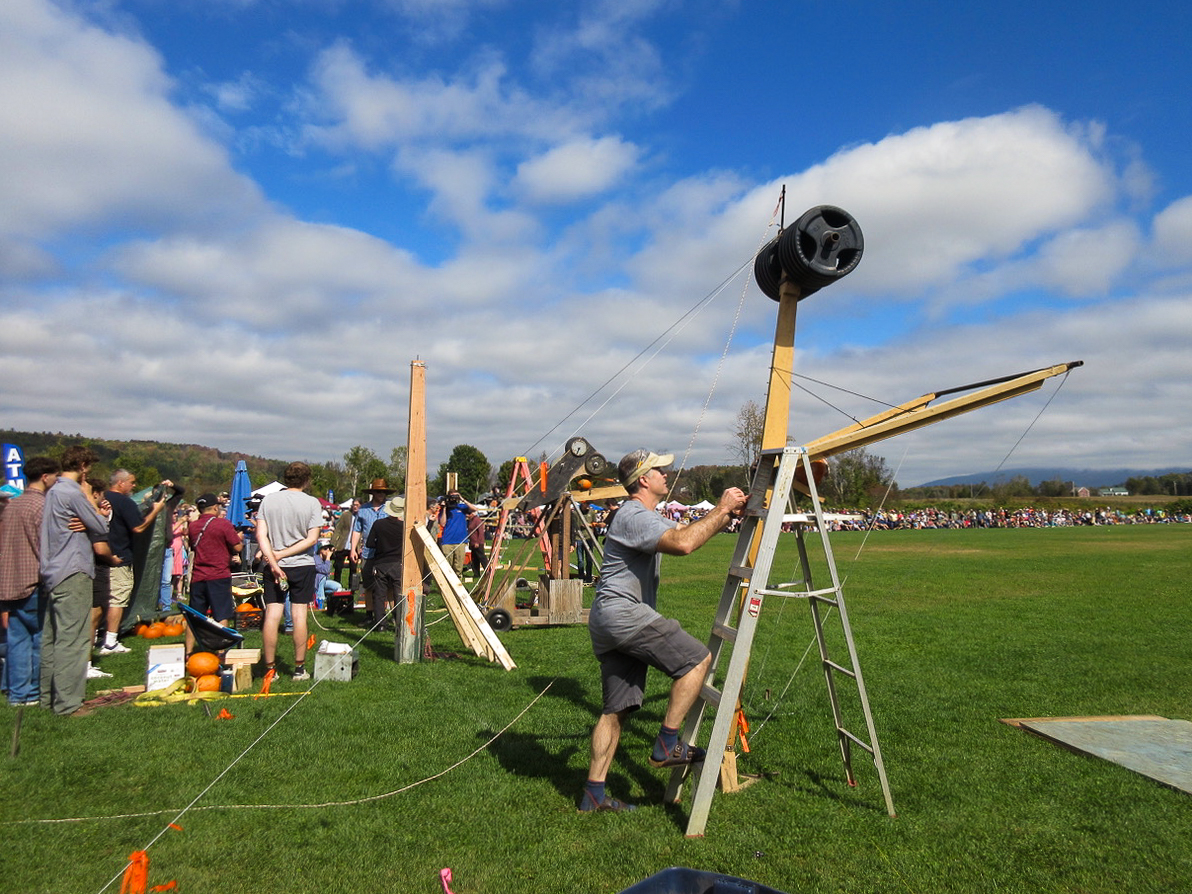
[827,506,1190,531]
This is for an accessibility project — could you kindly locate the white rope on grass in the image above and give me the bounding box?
[10,681,555,831]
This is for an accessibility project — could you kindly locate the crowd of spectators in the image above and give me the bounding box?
[832,505,1191,531]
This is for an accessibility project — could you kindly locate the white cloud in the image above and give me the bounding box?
[781,107,1120,296]
[304,42,578,151]
[0,0,263,242]
[1034,220,1141,296]
[514,136,641,204]
[1152,195,1192,267]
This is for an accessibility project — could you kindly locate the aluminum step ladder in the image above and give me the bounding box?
[668,446,894,836]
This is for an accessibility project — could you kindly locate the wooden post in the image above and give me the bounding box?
[726,278,802,779]
[399,360,428,664]
[761,279,802,453]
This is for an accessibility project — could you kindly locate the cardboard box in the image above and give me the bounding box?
[146,644,186,691]
[314,640,357,682]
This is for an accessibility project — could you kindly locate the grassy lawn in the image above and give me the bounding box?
[3,525,1191,893]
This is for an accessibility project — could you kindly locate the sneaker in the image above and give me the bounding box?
[99,641,131,655]
[87,664,113,679]
[578,790,636,812]
[648,738,707,768]
[291,668,311,682]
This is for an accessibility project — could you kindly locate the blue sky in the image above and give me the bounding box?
[2,0,1191,488]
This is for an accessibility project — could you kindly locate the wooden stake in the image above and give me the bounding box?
[400,360,428,664]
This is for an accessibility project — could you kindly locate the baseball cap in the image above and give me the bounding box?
[617,450,674,487]
[195,492,219,510]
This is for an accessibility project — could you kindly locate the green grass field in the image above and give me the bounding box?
[3,525,1191,894]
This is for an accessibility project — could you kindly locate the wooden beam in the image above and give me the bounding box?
[413,524,516,671]
[802,361,1082,460]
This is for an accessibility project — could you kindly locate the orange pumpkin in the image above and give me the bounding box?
[135,622,150,637]
[186,652,221,677]
[235,603,256,613]
[142,623,164,639]
[195,674,221,692]
[162,622,184,637]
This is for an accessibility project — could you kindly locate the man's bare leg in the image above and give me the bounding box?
[291,604,309,665]
[663,653,711,729]
[587,710,627,783]
[262,603,285,666]
[581,709,636,811]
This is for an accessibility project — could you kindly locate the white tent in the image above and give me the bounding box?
[252,481,285,496]
[691,499,715,510]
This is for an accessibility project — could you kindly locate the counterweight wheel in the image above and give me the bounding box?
[753,234,783,301]
[777,204,864,294]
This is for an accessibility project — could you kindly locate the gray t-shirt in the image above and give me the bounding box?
[257,489,322,568]
[588,500,676,654]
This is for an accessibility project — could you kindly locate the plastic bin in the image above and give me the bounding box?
[618,868,790,894]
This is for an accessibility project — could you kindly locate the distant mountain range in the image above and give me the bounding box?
[916,466,1189,489]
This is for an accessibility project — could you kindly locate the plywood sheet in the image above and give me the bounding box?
[1012,716,1192,794]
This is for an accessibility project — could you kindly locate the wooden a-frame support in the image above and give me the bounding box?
[720,276,1082,790]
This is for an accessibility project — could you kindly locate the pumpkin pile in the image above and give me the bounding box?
[135,619,185,638]
[185,651,223,693]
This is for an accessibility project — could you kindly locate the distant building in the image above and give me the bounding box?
[1101,487,1129,496]
[1076,487,1091,498]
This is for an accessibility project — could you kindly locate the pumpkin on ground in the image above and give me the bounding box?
[194,674,221,692]
[186,652,221,677]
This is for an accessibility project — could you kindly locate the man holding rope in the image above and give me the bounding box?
[580,449,746,812]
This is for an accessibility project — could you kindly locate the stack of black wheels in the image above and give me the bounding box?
[754,205,863,301]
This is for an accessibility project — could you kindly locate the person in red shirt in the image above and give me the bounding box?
[185,493,243,655]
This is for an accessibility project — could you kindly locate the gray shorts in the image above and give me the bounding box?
[597,617,709,715]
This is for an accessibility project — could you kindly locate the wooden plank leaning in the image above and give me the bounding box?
[412,524,517,671]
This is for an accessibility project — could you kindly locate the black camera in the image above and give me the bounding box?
[150,483,185,502]
[446,493,461,508]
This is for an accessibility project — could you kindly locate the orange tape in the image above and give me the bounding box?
[406,589,417,634]
[120,851,149,894]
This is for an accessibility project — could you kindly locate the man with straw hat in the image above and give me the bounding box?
[350,478,395,624]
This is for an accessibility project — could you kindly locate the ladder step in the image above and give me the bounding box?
[727,564,753,580]
[700,684,722,707]
[838,727,875,755]
[755,585,837,601]
[711,621,737,643]
[824,659,856,679]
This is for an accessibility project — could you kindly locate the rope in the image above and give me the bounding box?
[671,214,781,500]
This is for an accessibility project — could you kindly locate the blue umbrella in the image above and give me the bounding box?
[227,460,252,529]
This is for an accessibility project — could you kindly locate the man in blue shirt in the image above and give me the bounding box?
[350,478,394,623]
[436,490,481,578]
